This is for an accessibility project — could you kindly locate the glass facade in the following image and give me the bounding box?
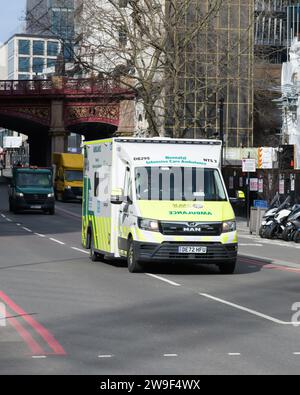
[7,35,60,78]
[47,58,56,68]
[18,57,30,72]
[18,74,30,80]
[47,41,59,56]
[18,40,30,55]
[33,40,45,55]
[32,57,44,73]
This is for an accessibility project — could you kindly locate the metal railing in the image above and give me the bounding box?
[0,78,135,97]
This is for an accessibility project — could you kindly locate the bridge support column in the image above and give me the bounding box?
[50,130,69,153]
[47,99,69,164]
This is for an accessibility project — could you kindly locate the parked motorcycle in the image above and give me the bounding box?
[259,193,285,238]
[282,209,300,241]
[265,201,300,240]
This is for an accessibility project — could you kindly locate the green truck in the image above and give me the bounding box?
[8,167,55,214]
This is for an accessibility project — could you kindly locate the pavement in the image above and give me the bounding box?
[1,184,300,375]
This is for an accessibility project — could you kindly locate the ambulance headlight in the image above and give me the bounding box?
[138,218,159,232]
[222,220,236,233]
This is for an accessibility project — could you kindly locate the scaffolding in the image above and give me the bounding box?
[165,0,254,148]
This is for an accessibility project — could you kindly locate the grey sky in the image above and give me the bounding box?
[0,1,27,43]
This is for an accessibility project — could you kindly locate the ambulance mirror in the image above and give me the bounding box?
[111,188,124,204]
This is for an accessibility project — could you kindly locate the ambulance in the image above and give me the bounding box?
[82,138,238,273]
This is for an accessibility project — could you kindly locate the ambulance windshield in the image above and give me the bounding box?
[134,166,227,201]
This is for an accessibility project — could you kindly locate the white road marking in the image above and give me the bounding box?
[71,247,89,254]
[49,238,65,245]
[22,227,32,233]
[293,352,300,355]
[5,218,12,222]
[228,353,241,356]
[1,214,6,218]
[32,355,47,359]
[199,293,296,325]
[164,354,178,357]
[145,273,181,287]
[34,233,46,238]
[16,223,21,226]
[98,355,113,358]
[239,243,263,247]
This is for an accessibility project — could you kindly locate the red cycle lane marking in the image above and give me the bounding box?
[0,291,66,355]
[7,314,45,355]
[239,257,300,274]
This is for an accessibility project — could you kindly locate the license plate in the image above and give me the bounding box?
[30,205,41,209]
[178,246,207,254]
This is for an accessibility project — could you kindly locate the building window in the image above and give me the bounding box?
[18,74,30,80]
[33,40,45,56]
[8,40,14,58]
[32,57,44,74]
[63,42,73,61]
[8,57,14,76]
[47,41,59,56]
[47,58,56,69]
[18,57,30,73]
[18,40,30,55]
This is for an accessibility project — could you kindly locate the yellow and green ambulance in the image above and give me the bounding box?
[82,138,238,273]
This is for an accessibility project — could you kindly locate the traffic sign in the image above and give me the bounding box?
[242,158,256,173]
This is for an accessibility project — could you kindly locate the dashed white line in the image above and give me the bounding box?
[71,247,89,254]
[199,293,295,325]
[34,233,46,238]
[98,355,113,358]
[228,353,241,356]
[293,352,300,355]
[49,238,65,245]
[22,227,32,233]
[5,218,12,222]
[239,243,263,247]
[16,223,21,226]
[1,214,6,218]
[32,355,47,359]
[164,354,178,357]
[145,273,181,287]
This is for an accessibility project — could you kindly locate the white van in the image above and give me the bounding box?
[82,138,237,273]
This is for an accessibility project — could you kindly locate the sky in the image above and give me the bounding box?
[0,1,27,44]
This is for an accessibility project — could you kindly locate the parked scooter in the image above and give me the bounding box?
[265,200,300,240]
[282,210,300,241]
[294,228,300,243]
[259,193,284,238]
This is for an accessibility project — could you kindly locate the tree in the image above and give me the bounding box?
[27,0,254,142]
[73,0,254,141]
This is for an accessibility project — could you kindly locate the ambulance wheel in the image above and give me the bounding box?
[127,238,143,273]
[90,231,101,262]
[218,259,236,274]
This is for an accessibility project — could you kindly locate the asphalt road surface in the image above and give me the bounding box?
[1,183,300,375]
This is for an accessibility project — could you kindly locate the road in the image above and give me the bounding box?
[1,183,300,375]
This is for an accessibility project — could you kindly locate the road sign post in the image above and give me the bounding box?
[242,159,256,227]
